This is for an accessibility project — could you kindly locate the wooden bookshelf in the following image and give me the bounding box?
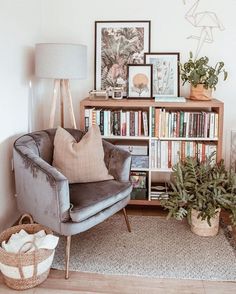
[80,97,224,206]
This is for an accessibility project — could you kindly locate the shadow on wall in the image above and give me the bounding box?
[0,136,22,232]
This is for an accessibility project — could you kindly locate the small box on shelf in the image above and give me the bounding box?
[130,171,148,200]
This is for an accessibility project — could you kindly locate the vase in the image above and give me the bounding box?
[190,84,212,101]
[190,208,221,237]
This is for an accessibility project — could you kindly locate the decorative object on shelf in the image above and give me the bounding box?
[112,86,123,100]
[95,20,151,97]
[89,90,108,100]
[145,52,180,98]
[154,96,186,103]
[35,43,87,128]
[127,64,153,99]
[179,52,228,101]
[131,155,149,169]
[161,153,236,236]
[130,171,147,200]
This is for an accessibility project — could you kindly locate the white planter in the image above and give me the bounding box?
[190,208,221,237]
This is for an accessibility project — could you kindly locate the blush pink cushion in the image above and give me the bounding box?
[53,125,113,183]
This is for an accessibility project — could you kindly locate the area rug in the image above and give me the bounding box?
[52,215,236,281]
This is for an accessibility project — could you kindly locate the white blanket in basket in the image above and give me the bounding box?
[1,229,59,253]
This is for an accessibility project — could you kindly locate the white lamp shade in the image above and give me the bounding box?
[35,43,87,79]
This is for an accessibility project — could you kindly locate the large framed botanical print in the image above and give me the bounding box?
[144,52,180,97]
[95,20,151,96]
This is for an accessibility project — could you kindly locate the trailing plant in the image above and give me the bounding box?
[161,153,236,226]
[179,52,228,90]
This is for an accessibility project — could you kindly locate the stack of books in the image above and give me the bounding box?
[151,183,169,200]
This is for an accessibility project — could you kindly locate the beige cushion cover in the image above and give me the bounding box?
[53,126,113,183]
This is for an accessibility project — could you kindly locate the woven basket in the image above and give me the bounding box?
[0,214,55,290]
[190,209,221,237]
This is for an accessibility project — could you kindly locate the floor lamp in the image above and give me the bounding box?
[35,43,87,129]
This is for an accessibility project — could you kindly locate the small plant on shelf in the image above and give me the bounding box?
[161,153,236,236]
[179,52,228,100]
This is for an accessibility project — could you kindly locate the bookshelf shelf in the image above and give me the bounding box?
[131,168,149,172]
[80,97,224,206]
[151,137,218,141]
[150,168,172,172]
[102,136,149,140]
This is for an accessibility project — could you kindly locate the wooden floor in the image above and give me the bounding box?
[0,206,236,294]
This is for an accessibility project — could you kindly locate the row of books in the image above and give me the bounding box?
[151,109,218,139]
[84,108,149,136]
[151,140,217,169]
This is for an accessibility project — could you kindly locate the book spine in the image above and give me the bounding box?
[155,108,160,138]
[152,107,155,137]
[142,111,148,137]
[126,111,130,136]
[138,110,142,136]
[130,111,135,136]
[100,110,104,135]
[214,113,219,138]
[135,111,139,137]
[121,111,126,136]
[84,108,90,132]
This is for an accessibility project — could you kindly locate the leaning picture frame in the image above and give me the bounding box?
[144,52,180,98]
[95,20,151,97]
[127,64,153,99]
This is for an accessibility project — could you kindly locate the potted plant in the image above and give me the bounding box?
[179,52,228,101]
[161,154,236,236]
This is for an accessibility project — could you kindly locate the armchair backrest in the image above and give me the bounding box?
[14,128,85,165]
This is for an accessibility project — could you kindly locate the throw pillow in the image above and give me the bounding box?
[52,125,113,183]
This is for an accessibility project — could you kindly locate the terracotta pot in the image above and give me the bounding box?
[190,84,212,101]
[190,208,221,237]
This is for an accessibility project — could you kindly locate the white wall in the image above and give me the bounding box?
[0,0,42,231]
[1,0,236,229]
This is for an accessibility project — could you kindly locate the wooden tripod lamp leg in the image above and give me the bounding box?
[64,79,77,129]
[49,79,60,128]
[60,80,65,128]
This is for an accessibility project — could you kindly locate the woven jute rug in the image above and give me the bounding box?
[52,215,236,281]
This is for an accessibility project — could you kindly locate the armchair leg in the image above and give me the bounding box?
[65,235,71,279]
[122,208,131,232]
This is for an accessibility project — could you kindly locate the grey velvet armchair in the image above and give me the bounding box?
[13,128,132,279]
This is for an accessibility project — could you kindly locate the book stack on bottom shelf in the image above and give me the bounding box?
[151,182,169,201]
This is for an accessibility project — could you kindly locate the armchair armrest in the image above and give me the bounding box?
[103,140,131,182]
[13,142,70,234]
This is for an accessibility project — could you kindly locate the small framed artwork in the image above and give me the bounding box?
[127,64,153,99]
[144,52,180,97]
[95,20,151,96]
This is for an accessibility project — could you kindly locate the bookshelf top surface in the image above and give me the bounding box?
[81,97,223,108]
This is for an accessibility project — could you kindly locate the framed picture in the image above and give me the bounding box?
[127,64,153,99]
[144,52,180,97]
[95,20,151,96]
